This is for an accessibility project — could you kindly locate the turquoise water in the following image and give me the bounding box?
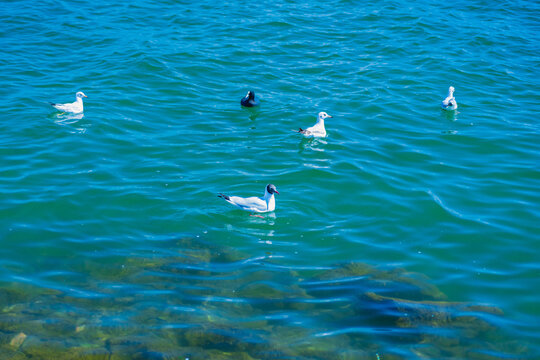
[1,0,539,358]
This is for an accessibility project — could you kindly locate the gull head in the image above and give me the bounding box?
[266,184,279,195]
[76,91,88,99]
[318,112,333,120]
[448,86,455,94]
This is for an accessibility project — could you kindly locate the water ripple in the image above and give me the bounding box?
[1,0,539,358]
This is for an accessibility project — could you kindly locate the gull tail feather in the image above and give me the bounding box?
[218,193,230,201]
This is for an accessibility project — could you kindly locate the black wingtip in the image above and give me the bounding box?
[218,193,230,201]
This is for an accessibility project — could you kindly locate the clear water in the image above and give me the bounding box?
[1,0,539,358]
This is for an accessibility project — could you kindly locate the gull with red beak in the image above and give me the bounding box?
[218,184,279,213]
[297,112,333,138]
[50,91,88,114]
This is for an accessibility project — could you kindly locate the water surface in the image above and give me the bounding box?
[1,0,539,358]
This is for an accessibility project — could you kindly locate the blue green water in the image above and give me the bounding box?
[1,0,539,358]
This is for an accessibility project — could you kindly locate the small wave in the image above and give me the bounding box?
[427,189,490,226]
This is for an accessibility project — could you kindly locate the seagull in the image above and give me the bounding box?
[50,91,88,114]
[218,184,279,213]
[240,91,259,107]
[297,112,333,138]
[441,86,457,111]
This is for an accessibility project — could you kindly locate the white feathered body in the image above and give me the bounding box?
[224,194,275,213]
[52,99,83,113]
[441,87,458,111]
[299,112,332,138]
[302,121,326,138]
[51,92,87,114]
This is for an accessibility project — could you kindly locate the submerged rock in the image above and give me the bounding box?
[308,262,446,301]
[0,242,525,359]
[365,292,501,329]
[9,331,26,348]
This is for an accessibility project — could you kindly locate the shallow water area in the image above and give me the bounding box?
[1,0,540,359]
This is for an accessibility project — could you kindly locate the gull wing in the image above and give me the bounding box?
[227,196,267,212]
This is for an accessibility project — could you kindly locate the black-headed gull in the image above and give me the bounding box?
[297,112,332,138]
[50,91,88,114]
[240,91,259,107]
[441,86,458,111]
[218,184,279,213]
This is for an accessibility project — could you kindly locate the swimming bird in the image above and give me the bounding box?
[50,91,88,114]
[441,86,457,111]
[218,184,279,213]
[240,91,259,107]
[297,112,333,137]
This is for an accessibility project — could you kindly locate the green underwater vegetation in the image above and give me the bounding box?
[0,237,528,359]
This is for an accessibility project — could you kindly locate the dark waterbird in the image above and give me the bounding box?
[240,91,259,107]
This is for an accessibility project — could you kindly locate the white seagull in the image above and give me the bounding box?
[297,112,332,138]
[50,91,88,114]
[218,184,279,213]
[441,86,457,111]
